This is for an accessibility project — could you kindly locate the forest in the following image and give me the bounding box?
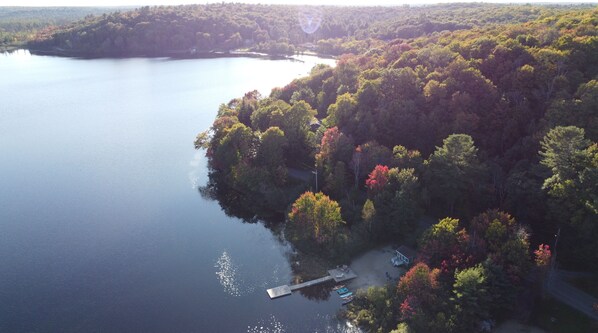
[25,3,590,57]
[0,7,119,51]
[16,2,596,332]
[196,5,598,332]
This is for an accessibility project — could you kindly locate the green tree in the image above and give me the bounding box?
[213,122,255,173]
[256,127,286,168]
[541,126,597,225]
[390,323,414,333]
[346,286,398,333]
[236,90,260,127]
[290,87,316,108]
[316,127,354,166]
[469,210,531,282]
[324,161,350,200]
[540,126,598,270]
[541,126,591,189]
[425,134,483,215]
[419,217,469,270]
[250,99,290,131]
[325,92,357,129]
[361,198,376,236]
[287,191,343,247]
[482,259,516,318]
[451,265,490,332]
[392,145,424,172]
[546,80,598,140]
[370,167,421,238]
[256,126,288,185]
[280,100,317,164]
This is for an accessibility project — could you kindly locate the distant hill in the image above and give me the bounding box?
[0,6,123,50]
[24,3,594,57]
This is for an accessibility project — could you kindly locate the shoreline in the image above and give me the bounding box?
[22,47,337,63]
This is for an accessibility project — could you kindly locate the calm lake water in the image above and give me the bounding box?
[0,50,354,332]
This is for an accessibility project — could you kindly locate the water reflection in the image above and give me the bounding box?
[247,314,286,333]
[200,171,344,302]
[298,281,334,301]
[247,313,363,333]
[198,172,287,224]
[1,51,343,333]
[316,314,364,333]
[215,250,244,297]
[188,151,204,189]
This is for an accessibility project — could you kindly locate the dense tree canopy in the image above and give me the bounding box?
[539,126,598,270]
[193,4,598,331]
[199,4,597,264]
[0,7,116,50]
[4,3,597,331]
[357,211,531,333]
[24,3,595,57]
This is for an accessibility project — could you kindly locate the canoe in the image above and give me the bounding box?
[339,292,353,298]
[342,296,354,305]
[336,287,349,294]
[332,284,345,291]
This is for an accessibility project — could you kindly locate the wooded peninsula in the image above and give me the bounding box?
[9,3,597,332]
[192,4,597,332]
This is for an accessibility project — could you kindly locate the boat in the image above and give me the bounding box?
[339,292,353,298]
[336,287,349,294]
[342,296,354,305]
[332,284,345,291]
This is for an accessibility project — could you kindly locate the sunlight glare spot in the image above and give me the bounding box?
[298,7,322,34]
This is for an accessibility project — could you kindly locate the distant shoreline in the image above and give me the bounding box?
[23,47,337,62]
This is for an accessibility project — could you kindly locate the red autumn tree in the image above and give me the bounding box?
[365,164,390,194]
[534,244,551,266]
[396,262,443,332]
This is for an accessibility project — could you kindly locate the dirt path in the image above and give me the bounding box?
[493,320,546,333]
[546,269,598,321]
[347,245,405,290]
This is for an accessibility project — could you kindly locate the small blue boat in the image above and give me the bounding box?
[339,292,353,298]
[336,287,349,294]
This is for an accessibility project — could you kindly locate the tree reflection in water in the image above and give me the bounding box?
[198,170,340,301]
[198,171,287,225]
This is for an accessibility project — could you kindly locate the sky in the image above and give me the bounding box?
[1,0,596,7]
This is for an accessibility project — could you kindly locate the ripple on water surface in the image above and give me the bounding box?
[215,250,245,296]
[247,314,286,333]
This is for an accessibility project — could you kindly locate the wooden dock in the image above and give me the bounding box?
[289,275,333,291]
[328,267,357,283]
[266,266,357,299]
[266,285,292,299]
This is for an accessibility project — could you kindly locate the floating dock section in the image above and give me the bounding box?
[267,267,357,299]
[267,285,293,299]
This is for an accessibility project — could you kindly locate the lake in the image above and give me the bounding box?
[0,50,356,332]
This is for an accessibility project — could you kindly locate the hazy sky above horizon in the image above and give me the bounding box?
[1,0,596,7]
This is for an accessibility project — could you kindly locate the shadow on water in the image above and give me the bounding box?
[198,170,348,302]
[297,280,335,302]
[198,172,287,225]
